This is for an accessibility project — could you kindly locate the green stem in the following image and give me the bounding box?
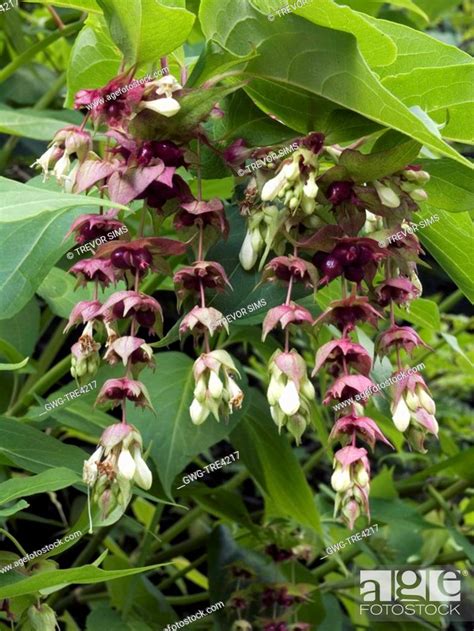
[438,288,463,313]
[0,528,27,557]
[166,593,209,605]
[8,354,71,416]
[15,320,68,405]
[0,22,83,84]
[157,552,207,590]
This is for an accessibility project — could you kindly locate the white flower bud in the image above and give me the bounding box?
[53,152,71,182]
[278,380,301,416]
[301,194,316,215]
[416,386,436,415]
[303,174,318,199]
[193,376,207,402]
[239,231,258,270]
[374,181,400,208]
[405,389,420,411]
[117,448,136,480]
[410,188,428,202]
[251,228,263,251]
[355,464,369,487]
[391,396,411,432]
[261,171,286,201]
[144,97,181,118]
[190,398,209,425]
[331,465,352,492]
[208,370,224,399]
[270,404,286,430]
[301,378,315,401]
[155,74,182,96]
[281,160,299,181]
[132,448,152,490]
[267,375,285,405]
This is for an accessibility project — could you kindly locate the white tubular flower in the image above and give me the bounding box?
[189,351,243,424]
[266,349,315,444]
[154,74,182,97]
[331,464,352,493]
[416,385,436,415]
[190,398,209,425]
[208,370,224,399]
[239,230,259,270]
[261,170,287,201]
[403,168,430,184]
[410,188,428,202]
[63,161,79,193]
[31,145,61,180]
[303,172,318,199]
[374,180,400,208]
[83,446,103,486]
[53,152,71,183]
[228,376,244,409]
[391,396,411,432]
[132,447,153,490]
[281,159,299,181]
[278,380,301,416]
[405,389,419,411]
[117,448,136,480]
[144,97,181,118]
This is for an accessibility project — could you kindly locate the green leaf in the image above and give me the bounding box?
[66,15,121,107]
[367,16,472,78]
[130,352,249,497]
[0,468,79,507]
[418,206,474,303]
[26,0,100,11]
[382,64,474,144]
[97,0,195,65]
[0,176,125,223]
[219,0,398,67]
[200,1,470,167]
[441,332,474,367]
[0,357,29,372]
[231,389,321,533]
[37,267,126,320]
[0,179,125,320]
[394,298,441,331]
[0,500,29,518]
[0,299,40,354]
[0,106,83,141]
[0,418,86,475]
[0,562,166,598]
[420,158,474,213]
[339,139,421,182]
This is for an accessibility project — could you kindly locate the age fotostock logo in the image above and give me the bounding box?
[359,568,471,621]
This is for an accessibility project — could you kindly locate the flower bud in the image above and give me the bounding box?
[261,171,287,201]
[416,385,436,414]
[209,370,224,398]
[374,180,400,208]
[410,188,428,202]
[53,152,71,183]
[278,380,301,416]
[133,447,153,490]
[117,448,136,480]
[391,396,411,432]
[303,173,318,199]
[281,159,299,181]
[190,398,209,425]
[287,414,306,445]
[355,463,369,487]
[239,230,258,270]
[27,603,58,631]
[267,375,285,405]
[405,389,419,411]
[144,97,180,117]
[232,621,252,631]
[331,464,352,492]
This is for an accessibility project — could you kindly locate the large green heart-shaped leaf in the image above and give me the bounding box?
[203,0,396,67]
[200,0,470,167]
[420,158,474,213]
[0,106,83,141]
[97,0,194,66]
[131,352,249,497]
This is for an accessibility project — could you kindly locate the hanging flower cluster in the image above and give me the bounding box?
[32,67,243,525]
[237,132,435,528]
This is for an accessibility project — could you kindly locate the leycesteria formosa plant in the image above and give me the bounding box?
[237,134,436,529]
[32,67,245,530]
